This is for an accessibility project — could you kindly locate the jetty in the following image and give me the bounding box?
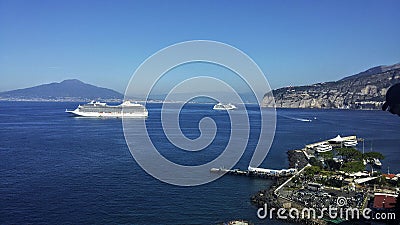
[211,135,359,180]
[305,135,357,149]
[210,166,297,178]
[218,134,388,225]
[249,134,398,225]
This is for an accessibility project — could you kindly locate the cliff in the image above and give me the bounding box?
[262,63,400,109]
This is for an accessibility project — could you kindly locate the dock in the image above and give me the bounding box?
[305,135,357,149]
[247,134,375,225]
[210,167,297,178]
[211,135,360,180]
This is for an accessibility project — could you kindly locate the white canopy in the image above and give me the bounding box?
[349,172,369,177]
[330,135,344,142]
[354,177,378,184]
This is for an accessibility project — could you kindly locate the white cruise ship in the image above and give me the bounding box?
[213,103,237,110]
[66,100,148,118]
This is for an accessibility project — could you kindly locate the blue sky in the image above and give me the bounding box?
[0,0,399,94]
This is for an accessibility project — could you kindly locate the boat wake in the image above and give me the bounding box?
[279,115,313,122]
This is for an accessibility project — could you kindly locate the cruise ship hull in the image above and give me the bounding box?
[66,109,148,118]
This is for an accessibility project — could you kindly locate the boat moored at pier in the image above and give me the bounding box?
[315,143,333,152]
[344,139,358,147]
[373,158,382,167]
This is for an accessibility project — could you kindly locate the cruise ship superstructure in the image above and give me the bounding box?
[66,101,148,118]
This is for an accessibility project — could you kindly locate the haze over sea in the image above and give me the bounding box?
[1,102,399,224]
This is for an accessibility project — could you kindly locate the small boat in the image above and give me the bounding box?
[344,139,358,147]
[373,158,382,167]
[225,220,252,225]
[213,103,237,110]
[315,143,333,152]
[210,167,231,173]
[333,157,344,163]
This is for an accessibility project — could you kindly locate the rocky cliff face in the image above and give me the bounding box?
[262,63,400,109]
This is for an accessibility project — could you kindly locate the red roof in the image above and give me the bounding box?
[383,174,396,179]
[373,193,397,209]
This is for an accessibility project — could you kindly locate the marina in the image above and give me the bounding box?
[305,135,358,150]
[212,135,361,180]
[211,134,399,224]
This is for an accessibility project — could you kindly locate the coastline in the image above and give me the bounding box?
[249,135,398,225]
[0,100,386,111]
[250,150,326,224]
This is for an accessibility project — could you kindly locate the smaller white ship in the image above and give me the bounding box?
[315,143,333,153]
[213,103,237,110]
[343,139,358,147]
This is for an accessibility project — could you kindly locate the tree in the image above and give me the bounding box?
[304,166,321,176]
[319,151,333,160]
[341,161,365,173]
[363,152,385,160]
[309,157,323,168]
[336,148,363,161]
[375,175,388,186]
[325,159,341,171]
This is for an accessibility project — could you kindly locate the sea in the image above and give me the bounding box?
[1,101,399,224]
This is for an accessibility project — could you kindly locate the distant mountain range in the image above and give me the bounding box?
[263,63,400,109]
[0,79,123,101]
[340,63,400,81]
[2,62,400,108]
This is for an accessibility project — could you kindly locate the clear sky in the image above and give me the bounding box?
[1,0,399,94]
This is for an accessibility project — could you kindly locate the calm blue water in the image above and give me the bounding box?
[1,102,399,224]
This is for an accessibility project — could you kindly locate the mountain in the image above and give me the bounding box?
[340,63,400,81]
[0,79,124,101]
[262,63,400,109]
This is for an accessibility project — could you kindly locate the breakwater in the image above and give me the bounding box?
[210,167,298,178]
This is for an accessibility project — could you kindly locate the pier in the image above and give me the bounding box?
[305,135,357,149]
[210,167,297,178]
[211,135,360,180]
[216,135,374,225]
[249,134,398,225]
